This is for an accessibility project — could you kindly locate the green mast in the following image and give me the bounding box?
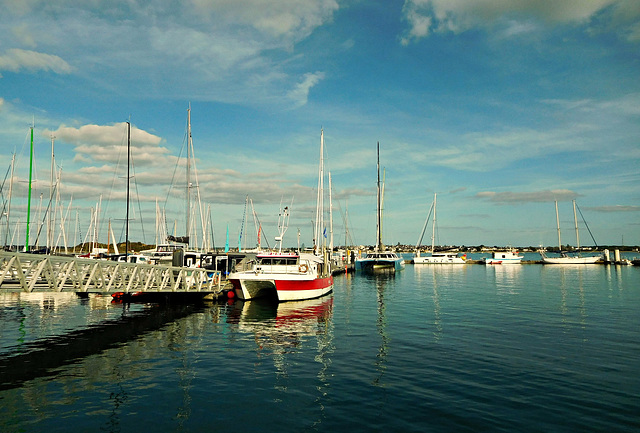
[24,126,34,252]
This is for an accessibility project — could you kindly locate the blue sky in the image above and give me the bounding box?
[1,0,639,250]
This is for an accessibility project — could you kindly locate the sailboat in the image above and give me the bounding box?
[540,200,602,264]
[227,130,334,301]
[412,193,466,264]
[146,105,207,266]
[355,142,405,272]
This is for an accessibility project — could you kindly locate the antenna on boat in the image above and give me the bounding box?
[275,198,293,253]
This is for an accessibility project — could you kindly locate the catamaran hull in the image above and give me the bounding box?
[355,258,405,272]
[541,256,601,264]
[413,256,466,264]
[230,275,334,302]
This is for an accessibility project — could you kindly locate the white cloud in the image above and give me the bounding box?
[0,48,72,74]
[43,123,168,166]
[189,0,339,39]
[586,205,640,212]
[0,0,339,106]
[45,123,162,147]
[476,189,579,204]
[402,93,640,173]
[401,0,639,42]
[286,72,325,108]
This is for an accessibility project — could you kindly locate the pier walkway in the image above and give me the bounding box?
[0,251,223,296]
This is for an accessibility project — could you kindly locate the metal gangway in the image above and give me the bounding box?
[0,251,223,296]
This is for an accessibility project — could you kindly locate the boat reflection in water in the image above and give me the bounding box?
[227,296,333,373]
[228,296,334,349]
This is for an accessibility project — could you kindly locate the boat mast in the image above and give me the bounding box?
[4,154,15,248]
[25,125,34,252]
[48,134,55,251]
[572,199,580,250]
[555,200,561,250]
[186,104,192,247]
[344,201,349,249]
[239,195,248,252]
[376,142,382,252]
[329,171,334,253]
[314,129,324,253]
[431,193,437,254]
[125,121,131,258]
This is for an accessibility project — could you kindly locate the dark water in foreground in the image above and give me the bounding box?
[1,263,639,432]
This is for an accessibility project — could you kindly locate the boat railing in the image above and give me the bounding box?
[255,263,308,275]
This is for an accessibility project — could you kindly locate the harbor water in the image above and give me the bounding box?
[1,262,639,432]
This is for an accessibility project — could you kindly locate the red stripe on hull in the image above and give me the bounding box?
[275,276,333,291]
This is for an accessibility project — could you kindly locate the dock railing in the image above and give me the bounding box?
[0,251,223,295]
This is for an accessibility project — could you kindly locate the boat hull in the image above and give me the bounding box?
[483,258,523,264]
[483,251,523,265]
[355,258,405,272]
[229,274,333,302]
[413,255,465,264]
[541,256,601,264]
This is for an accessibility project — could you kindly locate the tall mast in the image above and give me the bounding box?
[555,200,561,250]
[186,104,192,246]
[431,193,437,254]
[329,171,334,253]
[48,134,56,251]
[344,201,348,249]
[573,199,580,250]
[314,129,324,252]
[25,125,34,252]
[376,142,381,252]
[239,195,248,252]
[125,121,131,258]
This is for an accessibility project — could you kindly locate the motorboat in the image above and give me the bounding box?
[483,250,523,264]
[414,251,466,264]
[228,251,333,301]
[228,131,333,301]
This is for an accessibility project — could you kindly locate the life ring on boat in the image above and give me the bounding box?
[299,264,309,273]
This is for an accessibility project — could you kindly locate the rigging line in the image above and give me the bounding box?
[0,158,12,197]
[416,201,434,249]
[576,203,598,248]
[129,155,147,244]
[249,200,272,250]
[100,123,128,241]
[187,139,206,247]
[163,126,188,212]
[32,181,58,247]
[334,197,354,246]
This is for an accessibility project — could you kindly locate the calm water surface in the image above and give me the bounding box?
[1,263,639,432]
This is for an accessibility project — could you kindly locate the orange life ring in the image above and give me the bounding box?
[299,264,309,273]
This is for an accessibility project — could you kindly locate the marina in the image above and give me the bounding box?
[1,3,638,431]
[0,262,638,432]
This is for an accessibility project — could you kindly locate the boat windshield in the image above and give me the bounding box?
[257,257,298,266]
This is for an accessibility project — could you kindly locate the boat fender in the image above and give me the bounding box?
[299,264,309,273]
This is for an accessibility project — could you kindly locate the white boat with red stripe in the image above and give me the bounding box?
[228,252,333,301]
[229,130,334,302]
